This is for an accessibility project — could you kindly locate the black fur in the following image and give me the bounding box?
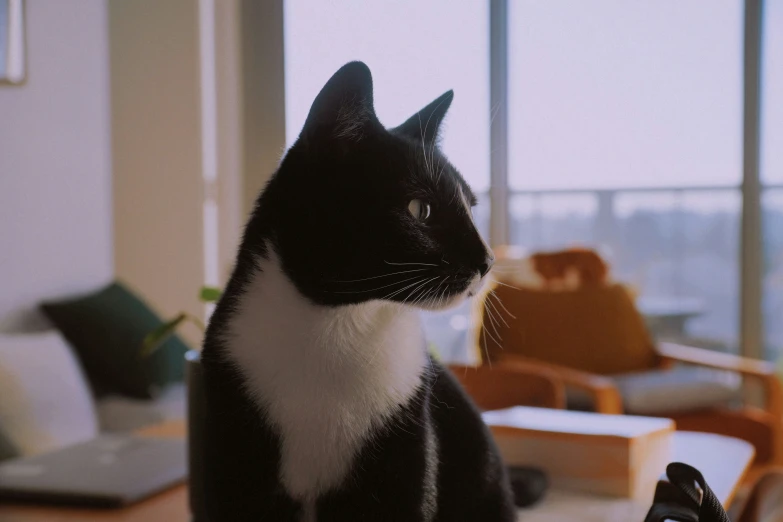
[201,62,514,521]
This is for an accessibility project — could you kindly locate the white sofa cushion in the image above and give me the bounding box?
[0,332,98,456]
[96,382,187,433]
[612,366,742,415]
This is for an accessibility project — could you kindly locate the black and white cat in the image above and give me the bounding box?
[201,62,516,522]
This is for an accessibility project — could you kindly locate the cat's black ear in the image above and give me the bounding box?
[301,61,380,143]
[392,90,454,145]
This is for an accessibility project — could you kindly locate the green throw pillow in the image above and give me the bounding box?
[41,282,190,399]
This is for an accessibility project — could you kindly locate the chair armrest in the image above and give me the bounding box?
[496,354,624,414]
[657,342,783,419]
[448,363,567,410]
[657,342,775,376]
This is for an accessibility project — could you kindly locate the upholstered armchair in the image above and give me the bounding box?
[474,252,783,470]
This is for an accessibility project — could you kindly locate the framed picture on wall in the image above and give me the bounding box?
[0,0,25,85]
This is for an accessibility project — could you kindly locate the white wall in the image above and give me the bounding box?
[0,1,113,332]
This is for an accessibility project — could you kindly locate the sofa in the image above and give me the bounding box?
[0,281,190,461]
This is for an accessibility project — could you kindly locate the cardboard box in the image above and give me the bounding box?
[483,407,674,500]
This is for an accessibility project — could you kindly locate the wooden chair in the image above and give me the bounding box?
[447,363,566,411]
[474,277,783,470]
[736,468,783,522]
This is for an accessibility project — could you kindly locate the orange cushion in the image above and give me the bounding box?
[481,283,658,375]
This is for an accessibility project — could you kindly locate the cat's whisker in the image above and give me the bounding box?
[381,279,432,303]
[438,276,451,297]
[410,278,440,308]
[488,265,520,271]
[385,276,438,302]
[479,291,503,344]
[385,261,440,267]
[488,265,522,272]
[488,289,517,319]
[399,279,428,307]
[378,277,429,302]
[421,286,439,307]
[422,276,448,308]
[487,274,516,279]
[485,312,502,348]
[329,274,426,294]
[332,268,429,283]
[485,292,510,328]
[428,277,448,307]
[411,288,431,308]
[403,286,427,310]
[481,316,502,349]
[491,279,521,290]
[483,300,504,346]
[481,326,492,369]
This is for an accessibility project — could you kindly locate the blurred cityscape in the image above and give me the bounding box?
[422,188,783,363]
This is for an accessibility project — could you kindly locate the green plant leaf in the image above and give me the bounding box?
[199,286,222,303]
[428,342,442,362]
[140,313,188,358]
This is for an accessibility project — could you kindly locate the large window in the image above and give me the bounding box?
[284,0,490,198]
[507,0,743,349]
[762,0,783,359]
[282,0,781,361]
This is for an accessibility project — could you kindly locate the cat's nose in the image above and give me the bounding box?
[478,254,495,277]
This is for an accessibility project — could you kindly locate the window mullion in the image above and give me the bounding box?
[489,0,509,247]
[741,0,764,359]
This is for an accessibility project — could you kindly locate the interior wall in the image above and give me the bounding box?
[109,0,205,344]
[0,0,113,332]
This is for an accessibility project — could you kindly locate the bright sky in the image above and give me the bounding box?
[0,0,7,75]
[763,0,783,184]
[284,0,490,191]
[285,1,778,192]
[509,0,743,190]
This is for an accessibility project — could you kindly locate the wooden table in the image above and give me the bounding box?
[0,423,753,522]
[518,431,755,522]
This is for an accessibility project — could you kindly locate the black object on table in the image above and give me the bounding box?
[507,466,549,508]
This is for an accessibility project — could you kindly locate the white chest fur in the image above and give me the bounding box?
[224,253,427,501]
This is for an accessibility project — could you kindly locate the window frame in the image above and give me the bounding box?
[488,0,768,359]
[242,0,771,360]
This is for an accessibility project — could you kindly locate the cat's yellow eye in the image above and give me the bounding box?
[408,199,431,222]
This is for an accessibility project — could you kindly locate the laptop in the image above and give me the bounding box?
[0,434,187,507]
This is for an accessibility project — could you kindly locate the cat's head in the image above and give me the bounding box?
[255,61,493,310]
